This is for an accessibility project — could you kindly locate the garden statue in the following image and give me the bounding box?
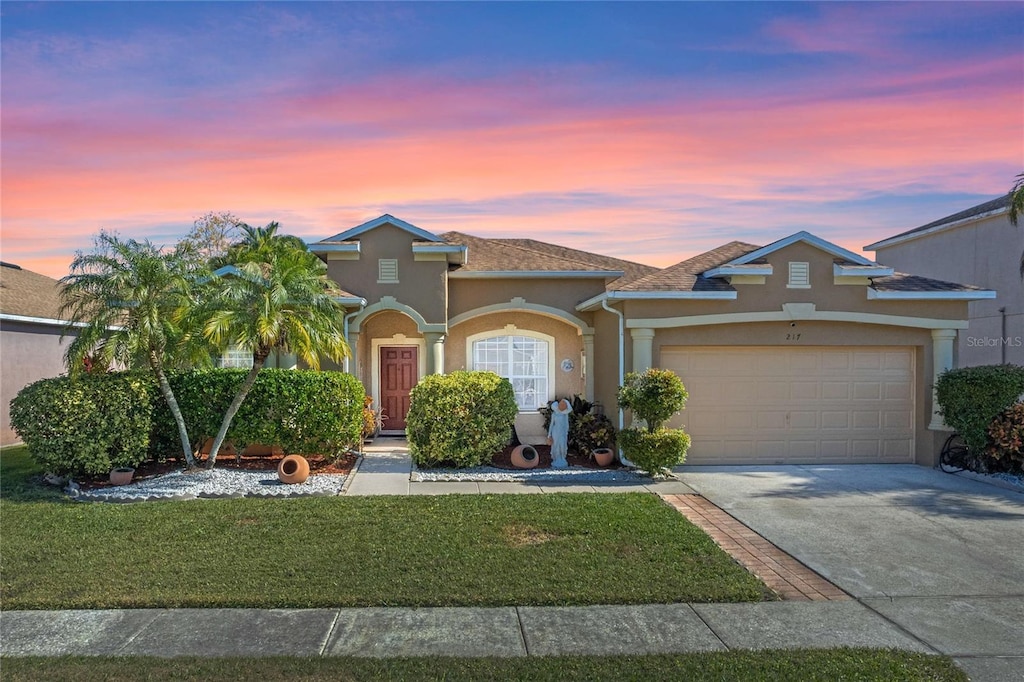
[547,398,571,468]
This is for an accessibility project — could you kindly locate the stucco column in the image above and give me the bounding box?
[425,332,446,375]
[631,328,656,373]
[278,352,298,370]
[582,333,595,403]
[344,331,360,376]
[930,328,957,430]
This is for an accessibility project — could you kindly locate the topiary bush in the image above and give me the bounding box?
[986,402,1024,473]
[617,368,691,475]
[936,364,1024,454]
[406,370,518,468]
[149,369,364,461]
[10,373,155,477]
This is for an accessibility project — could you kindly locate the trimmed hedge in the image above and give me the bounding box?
[11,369,365,477]
[10,373,154,476]
[150,369,364,460]
[936,364,1024,454]
[406,371,518,468]
[618,428,691,474]
[617,369,691,475]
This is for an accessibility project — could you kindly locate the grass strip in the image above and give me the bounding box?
[1,446,768,609]
[0,650,967,682]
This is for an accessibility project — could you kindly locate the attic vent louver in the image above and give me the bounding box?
[378,259,399,284]
[788,262,810,288]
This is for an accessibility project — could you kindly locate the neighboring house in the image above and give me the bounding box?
[0,263,75,446]
[866,195,1024,367]
[312,214,993,467]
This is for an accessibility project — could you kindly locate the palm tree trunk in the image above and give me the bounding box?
[150,352,197,469]
[205,352,269,469]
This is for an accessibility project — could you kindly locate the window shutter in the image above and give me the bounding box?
[788,262,810,288]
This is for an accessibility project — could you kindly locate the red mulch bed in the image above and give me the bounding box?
[80,451,359,490]
[490,444,623,470]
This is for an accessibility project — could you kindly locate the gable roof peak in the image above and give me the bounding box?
[315,214,443,244]
[722,231,876,269]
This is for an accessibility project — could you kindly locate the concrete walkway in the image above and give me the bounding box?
[4,446,1021,681]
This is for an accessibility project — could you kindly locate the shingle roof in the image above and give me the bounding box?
[440,232,657,282]
[0,263,65,320]
[613,241,762,292]
[869,273,992,293]
[869,194,1010,247]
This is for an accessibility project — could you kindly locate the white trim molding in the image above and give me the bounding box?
[323,214,443,243]
[625,303,970,331]
[0,313,86,329]
[448,297,595,335]
[726,231,876,268]
[348,296,446,334]
[833,263,894,278]
[412,243,468,265]
[703,264,773,278]
[867,288,996,301]
[309,242,361,256]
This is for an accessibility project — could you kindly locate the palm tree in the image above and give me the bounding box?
[1008,172,1024,279]
[60,232,212,469]
[199,222,351,468]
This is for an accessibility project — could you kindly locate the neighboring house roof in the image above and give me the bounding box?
[864,194,1011,251]
[613,241,761,292]
[440,231,654,280]
[867,273,996,300]
[0,262,65,322]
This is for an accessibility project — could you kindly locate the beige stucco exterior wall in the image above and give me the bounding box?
[446,312,584,402]
[324,223,448,325]
[448,278,606,320]
[872,213,1024,367]
[1,322,73,446]
[351,311,422,390]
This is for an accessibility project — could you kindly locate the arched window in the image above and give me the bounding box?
[469,331,554,411]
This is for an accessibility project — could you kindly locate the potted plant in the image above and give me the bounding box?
[575,412,617,466]
[617,369,691,476]
[109,466,135,486]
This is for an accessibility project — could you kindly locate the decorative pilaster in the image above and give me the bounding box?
[930,329,957,430]
[425,332,446,374]
[345,331,360,376]
[582,333,595,402]
[630,328,656,373]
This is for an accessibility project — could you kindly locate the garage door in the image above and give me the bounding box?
[660,346,915,464]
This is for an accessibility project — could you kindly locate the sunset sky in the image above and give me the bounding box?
[2,1,1022,279]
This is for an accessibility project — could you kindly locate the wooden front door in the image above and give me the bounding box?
[380,346,417,431]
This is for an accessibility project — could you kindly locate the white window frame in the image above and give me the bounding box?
[219,345,254,369]
[466,329,556,411]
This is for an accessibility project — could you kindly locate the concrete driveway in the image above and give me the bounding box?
[677,464,1024,681]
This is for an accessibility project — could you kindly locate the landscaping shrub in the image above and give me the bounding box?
[539,394,617,455]
[150,369,364,460]
[617,368,691,474]
[936,364,1024,454]
[10,373,154,476]
[406,371,518,468]
[986,402,1024,473]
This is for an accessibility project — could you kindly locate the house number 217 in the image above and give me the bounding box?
[786,333,802,341]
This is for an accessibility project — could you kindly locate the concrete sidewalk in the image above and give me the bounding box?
[0,601,933,659]
[348,438,696,496]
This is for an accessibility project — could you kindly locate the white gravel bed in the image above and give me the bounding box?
[68,469,347,503]
[953,468,1024,493]
[410,465,649,483]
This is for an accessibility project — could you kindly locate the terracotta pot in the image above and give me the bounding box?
[592,448,615,467]
[510,444,539,469]
[277,455,310,484]
[109,467,135,486]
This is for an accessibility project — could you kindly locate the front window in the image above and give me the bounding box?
[219,346,254,369]
[472,335,549,410]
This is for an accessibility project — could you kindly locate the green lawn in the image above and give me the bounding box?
[0,446,769,609]
[0,651,967,682]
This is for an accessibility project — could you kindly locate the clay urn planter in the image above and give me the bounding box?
[592,448,615,467]
[277,455,310,484]
[510,444,539,469]
[109,467,135,486]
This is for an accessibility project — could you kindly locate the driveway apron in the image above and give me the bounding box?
[677,464,1024,681]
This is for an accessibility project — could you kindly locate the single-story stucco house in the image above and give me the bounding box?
[866,194,1023,368]
[311,214,996,467]
[0,262,77,446]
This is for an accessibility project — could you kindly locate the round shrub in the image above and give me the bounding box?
[406,371,518,468]
[617,368,688,430]
[617,427,691,474]
[10,373,154,477]
[936,364,1024,454]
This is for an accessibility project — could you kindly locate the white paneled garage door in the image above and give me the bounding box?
[660,346,915,464]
